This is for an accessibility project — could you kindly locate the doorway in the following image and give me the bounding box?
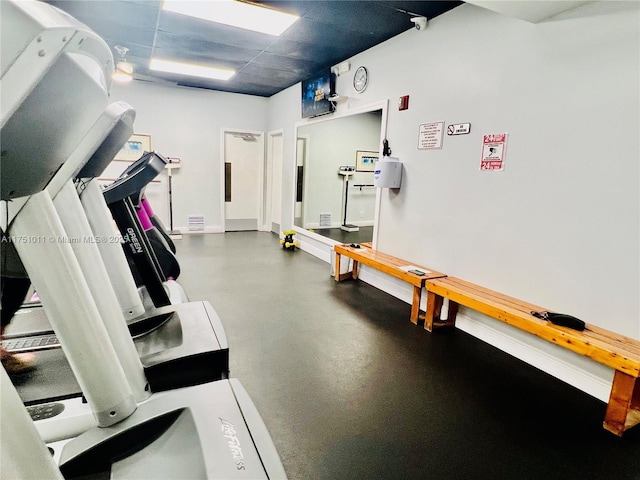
[221,129,265,231]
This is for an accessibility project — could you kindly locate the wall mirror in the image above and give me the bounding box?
[293,101,388,245]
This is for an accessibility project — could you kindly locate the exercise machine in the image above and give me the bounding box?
[102,151,184,306]
[3,118,229,404]
[1,2,286,477]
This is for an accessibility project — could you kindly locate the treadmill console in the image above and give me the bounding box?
[102,152,167,204]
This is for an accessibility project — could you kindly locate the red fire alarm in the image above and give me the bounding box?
[398,95,409,111]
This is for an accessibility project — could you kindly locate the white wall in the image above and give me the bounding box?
[266,1,640,401]
[268,84,301,238]
[110,81,268,232]
[350,1,639,337]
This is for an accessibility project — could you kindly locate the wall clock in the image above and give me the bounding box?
[353,66,369,93]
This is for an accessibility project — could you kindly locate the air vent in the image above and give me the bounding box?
[319,212,331,228]
[188,214,205,232]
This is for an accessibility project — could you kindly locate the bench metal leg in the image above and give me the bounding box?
[424,293,457,332]
[603,371,640,436]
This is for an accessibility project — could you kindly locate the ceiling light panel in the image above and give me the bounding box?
[162,0,299,36]
[150,58,236,80]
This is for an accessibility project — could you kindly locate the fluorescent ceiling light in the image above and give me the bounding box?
[150,58,236,81]
[162,0,299,36]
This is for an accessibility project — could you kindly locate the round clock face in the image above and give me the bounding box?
[353,66,368,93]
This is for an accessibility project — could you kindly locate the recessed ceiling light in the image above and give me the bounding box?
[149,58,236,81]
[162,0,299,36]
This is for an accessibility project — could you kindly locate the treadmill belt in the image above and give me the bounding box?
[10,348,83,406]
[2,333,60,352]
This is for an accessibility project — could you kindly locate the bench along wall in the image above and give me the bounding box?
[269,1,639,401]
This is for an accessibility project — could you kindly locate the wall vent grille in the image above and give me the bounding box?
[188,214,205,232]
[319,213,331,227]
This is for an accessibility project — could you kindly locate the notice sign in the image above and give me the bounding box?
[447,123,471,136]
[480,133,507,171]
[418,122,444,150]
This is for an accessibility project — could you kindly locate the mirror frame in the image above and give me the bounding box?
[291,99,389,249]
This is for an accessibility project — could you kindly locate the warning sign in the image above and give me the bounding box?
[480,133,507,171]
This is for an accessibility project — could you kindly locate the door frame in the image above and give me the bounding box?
[220,127,265,232]
[295,134,309,228]
[291,99,388,248]
[264,129,283,233]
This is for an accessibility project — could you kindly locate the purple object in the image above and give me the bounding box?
[136,204,153,231]
[141,196,154,217]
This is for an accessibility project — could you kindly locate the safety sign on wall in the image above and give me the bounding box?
[480,133,507,171]
[418,122,444,150]
[447,123,471,136]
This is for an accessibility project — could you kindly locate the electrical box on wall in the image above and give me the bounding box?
[374,157,402,188]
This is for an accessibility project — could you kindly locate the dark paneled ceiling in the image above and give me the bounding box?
[45,1,462,97]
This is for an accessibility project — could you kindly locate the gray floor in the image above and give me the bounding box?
[177,232,640,480]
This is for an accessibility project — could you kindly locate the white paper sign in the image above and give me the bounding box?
[418,122,444,150]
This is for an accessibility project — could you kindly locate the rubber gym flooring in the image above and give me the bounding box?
[176,231,640,480]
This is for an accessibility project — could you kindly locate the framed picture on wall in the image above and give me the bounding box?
[356,150,378,172]
[114,133,152,162]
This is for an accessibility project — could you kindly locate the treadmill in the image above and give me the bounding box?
[2,3,286,478]
[102,150,185,309]
[99,150,230,391]
[121,160,181,279]
[3,125,230,403]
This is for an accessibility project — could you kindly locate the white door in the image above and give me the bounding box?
[223,130,264,231]
[267,130,283,233]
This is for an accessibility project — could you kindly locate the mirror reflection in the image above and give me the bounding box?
[295,109,383,244]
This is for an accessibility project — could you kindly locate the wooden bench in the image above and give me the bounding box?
[333,243,447,325]
[425,276,640,437]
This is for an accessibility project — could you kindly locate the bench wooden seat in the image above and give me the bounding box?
[333,243,446,325]
[425,276,640,436]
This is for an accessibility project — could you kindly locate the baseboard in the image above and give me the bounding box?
[305,221,374,230]
[298,236,332,263]
[344,264,613,402]
[455,310,613,402]
[358,266,415,305]
[175,226,224,234]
